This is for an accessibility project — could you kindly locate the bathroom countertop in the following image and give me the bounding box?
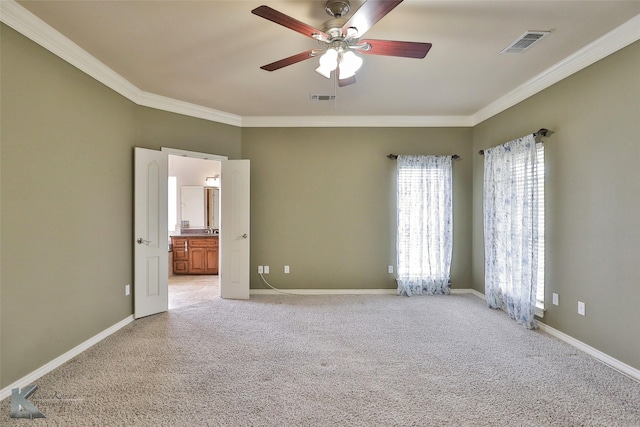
[171,230,219,237]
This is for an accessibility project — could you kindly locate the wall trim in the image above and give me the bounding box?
[0,0,242,128]
[136,91,240,127]
[161,147,228,161]
[240,115,473,128]
[2,0,638,128]
[249,287,484,296]
[1,292,637,404]
[471,13,640,125]
[451,288,485,299]
[465,291,640,383]
[250,288,397,296]
[537,323,640,383]
[0,315,134,401]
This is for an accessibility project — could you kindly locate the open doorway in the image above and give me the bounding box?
[167,154,221,310]
[135,147,249,318]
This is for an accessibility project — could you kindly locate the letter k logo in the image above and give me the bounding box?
[10,385,46,419]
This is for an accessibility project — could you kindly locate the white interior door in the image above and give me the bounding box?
[219,160,250,299]
[134,147,168,318]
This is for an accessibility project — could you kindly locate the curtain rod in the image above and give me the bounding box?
[387,154,461,160]
[478,128,552,155]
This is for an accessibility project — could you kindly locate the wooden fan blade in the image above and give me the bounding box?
[252,5,329,40]
[358,39,432,58]
[341,0,403,38]
[260,50,316,72]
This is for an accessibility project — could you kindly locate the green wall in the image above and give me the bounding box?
[0,25,241,388]
[242,127,473,291]
[2,21,639,391]
[471,41,640,370]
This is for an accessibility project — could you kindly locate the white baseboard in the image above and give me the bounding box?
[4,288,636,405]
[450,288,486,299]
[250,287,486,296]
[0,315,134,401]
[463,289,640,382]
[250,288,397,296]
[537,322,640,383]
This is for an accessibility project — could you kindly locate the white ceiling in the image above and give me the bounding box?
[8,1,640,126]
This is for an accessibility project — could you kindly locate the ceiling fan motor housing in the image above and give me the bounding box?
[325,0,350,18]
[321,18,349,39]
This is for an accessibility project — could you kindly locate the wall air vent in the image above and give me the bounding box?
[501,31,550,54]
[310,94,336,101]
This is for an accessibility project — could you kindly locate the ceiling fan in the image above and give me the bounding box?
[251,0,432,87]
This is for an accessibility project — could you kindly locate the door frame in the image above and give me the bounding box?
[134,147,248,315]
[162,149,251,300]
[135,147,231,318]
[161,147,228,162]
[163,147,228,302]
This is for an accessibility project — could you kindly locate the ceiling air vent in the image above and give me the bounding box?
[501,31,550,54]
[310,94,336,101]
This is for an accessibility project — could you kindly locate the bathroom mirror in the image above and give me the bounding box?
[204,187,219,229]
[181,186,219,229]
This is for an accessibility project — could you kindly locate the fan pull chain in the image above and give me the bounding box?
[334,71,338,110]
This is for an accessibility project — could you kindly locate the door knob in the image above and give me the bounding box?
[137,238,151,245]
[237,233,248,240]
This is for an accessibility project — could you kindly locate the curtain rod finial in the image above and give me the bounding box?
[535,128,553,137]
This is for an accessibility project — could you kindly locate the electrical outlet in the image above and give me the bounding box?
[388,265,394,274]
[578,301,586,316]
[264,266,269,274]
[258,266,264,274]
[284,265,290,274]
[125,284,130,296]
[552,293,559,306]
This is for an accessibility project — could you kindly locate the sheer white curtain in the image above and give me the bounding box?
[483,134,540,328]
[396,155,453,296]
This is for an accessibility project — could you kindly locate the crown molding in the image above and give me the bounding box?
[2,1,638,129]
[472,13,640,126]
[240,115,473,128]
[1,0,138,105]
[135,91,240,126]
[0,0,242,127]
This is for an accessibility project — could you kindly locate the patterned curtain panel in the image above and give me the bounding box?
[396,155,453,296]
[483,134,540,328]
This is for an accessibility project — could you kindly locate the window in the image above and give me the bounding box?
[483,135,543,328]
[511,144,545,311]
[535,144,545,311]
[396,155,453,296]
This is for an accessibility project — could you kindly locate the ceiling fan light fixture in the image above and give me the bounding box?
[315,65,332,79]
[345,27,359,39]
[253,1,432,85]
[315,48,339,78]
[338,51,363,79]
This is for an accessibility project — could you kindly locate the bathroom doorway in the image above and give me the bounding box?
[135,147,249,318]
[167,153,221,310]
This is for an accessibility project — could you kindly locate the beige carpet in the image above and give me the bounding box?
[1,294,639,426]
